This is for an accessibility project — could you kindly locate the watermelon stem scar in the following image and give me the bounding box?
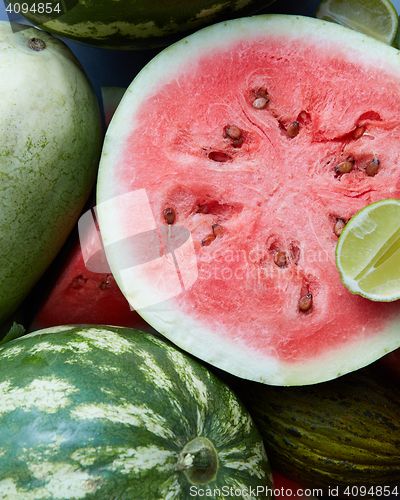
[177,437,218,485]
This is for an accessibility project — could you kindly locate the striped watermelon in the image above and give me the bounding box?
[0,325,273,499]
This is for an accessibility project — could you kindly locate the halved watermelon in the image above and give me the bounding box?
[97,14,400,386]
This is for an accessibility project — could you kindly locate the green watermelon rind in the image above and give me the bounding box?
[9,0,275,50]
[0,325,273,499]
[97,15,400,386]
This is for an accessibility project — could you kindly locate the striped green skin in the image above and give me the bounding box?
[0,325,273,499]
[0,22,101,329]
[12,0,274,50]
[235,367,400,494]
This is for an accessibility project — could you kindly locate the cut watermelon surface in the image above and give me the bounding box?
[97,15,400,385]
[31,221,155,333]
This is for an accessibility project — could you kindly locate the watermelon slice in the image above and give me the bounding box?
[97,15,400,385]
[271,470,318,499]
[30,213,155,333]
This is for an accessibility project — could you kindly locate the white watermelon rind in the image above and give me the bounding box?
[97,15,400,386]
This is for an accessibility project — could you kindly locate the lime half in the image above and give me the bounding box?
[336,199,400,302]
[316,0,399,44]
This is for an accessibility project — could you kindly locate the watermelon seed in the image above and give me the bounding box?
[212,224,222,236]
[232,138,243,147]
[252,97,268,109]
[163,208,175,225]
[225,125,241,140]
[274,251,287,268]
[28,38,46,51]
[225,126,243,148]
[100,277,110,290]
[366,158,380,176]
[299,293,313,312]
[208,151,231,162]
[287,121,300,139]
[256,89,268,98]
[334,219,346,237]
[197,205,208,214]
[352,125,365,140]
[334,160,354,175]
[252,89,269,109]
[202,235,216,246]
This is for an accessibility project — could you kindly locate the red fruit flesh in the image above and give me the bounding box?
[31,227,154,333]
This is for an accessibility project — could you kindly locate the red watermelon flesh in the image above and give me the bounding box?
[31,207,154,333]
[32,87,154,333]
[97,15,400,385]
[272,470,317,500]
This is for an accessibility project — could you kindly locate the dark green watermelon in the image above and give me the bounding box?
[5,0,275,49]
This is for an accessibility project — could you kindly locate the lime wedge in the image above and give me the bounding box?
[316,0,399,44]
[336,199,400,301]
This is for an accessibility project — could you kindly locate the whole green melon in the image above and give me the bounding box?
[5,0,275,49]
[0,325,273,499]
[97,14,400,386]
[235,366,400,494]
[0,22,101,329]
